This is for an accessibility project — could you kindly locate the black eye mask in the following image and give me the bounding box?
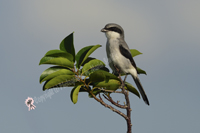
[105,27,122,34]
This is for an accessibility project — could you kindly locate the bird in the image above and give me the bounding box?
[101,23,149,105]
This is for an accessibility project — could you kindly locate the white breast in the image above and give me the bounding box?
[106,38,133,74]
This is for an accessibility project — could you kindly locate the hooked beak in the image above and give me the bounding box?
[101,28,107,32]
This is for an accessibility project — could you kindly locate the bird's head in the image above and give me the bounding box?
[101,23,124,39]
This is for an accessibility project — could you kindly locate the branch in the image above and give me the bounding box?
[114,66,132,133]
[102,94,127,109]
[89,91,128,120]
[98,88,123,94]
[98,94,128,120]
[118,75,132,133]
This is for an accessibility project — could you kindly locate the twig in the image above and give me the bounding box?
[98,88,123,94]
[89,92,128,120]
[102,94,127,109]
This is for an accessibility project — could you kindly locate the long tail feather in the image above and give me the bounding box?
[132,76,149,105]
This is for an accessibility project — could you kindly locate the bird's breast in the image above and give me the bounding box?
[106,39,132,74]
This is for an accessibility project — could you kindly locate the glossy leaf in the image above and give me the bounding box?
[43,81,83,90]
[125,82,140,98]
[89,70,119,82]
[82,59,105,75]
[93,79,121,90]
[39,57,74,68]
[43,75,75,90]
[59,32,75,62]
[99,66,109,72]
[75,45,101,68]
[82,66,110,76]
[40,69,74,83]
[130,49,142,57]
[45,49,74,62]
[137,67,147,75]
[70,85,83,104]
[81,57,96,66]
[40,66,67,83]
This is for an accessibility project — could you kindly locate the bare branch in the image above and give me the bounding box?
[98,94,128,120]
[89,92,128,120]
[102,94,127,109]
[98,88,123,94]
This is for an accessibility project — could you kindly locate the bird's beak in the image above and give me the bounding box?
[101,28,107,32]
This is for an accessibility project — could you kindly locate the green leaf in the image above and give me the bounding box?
[45,49,74,62]
[43,75,75,90]
[43,81,83,90]
[40,69,74,83]
[93,79,121,90]
[75,45,101,68]
[59,32,75,62]
[99,66,109,72]
[40,66,67,83]
[125,82,140,98]
[130,49,142,57]
[39,57,74,68]
[82,66,110,76]
[70,85,83,104]
[82,59,105,75]
[81,57,96,66]
[89,70,119,82]
[137,67,147,75]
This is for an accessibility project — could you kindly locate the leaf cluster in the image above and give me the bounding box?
[39,33,146,104]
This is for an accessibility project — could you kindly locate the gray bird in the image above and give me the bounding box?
[101,23,149,105]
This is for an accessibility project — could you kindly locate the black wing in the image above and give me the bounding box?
[119,44,137,69]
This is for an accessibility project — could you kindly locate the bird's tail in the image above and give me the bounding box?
[132,76,150,105]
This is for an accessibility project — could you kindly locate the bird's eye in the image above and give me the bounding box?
[107,27,122,34]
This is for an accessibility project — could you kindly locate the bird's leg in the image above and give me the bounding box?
[114,65,121,78]
[123,74,128,83]
[118,73,121,78]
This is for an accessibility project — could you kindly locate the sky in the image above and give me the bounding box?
[1,0,200,133]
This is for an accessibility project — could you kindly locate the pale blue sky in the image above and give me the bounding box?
[1,0,200,133]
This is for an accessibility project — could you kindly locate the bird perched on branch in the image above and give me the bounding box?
[101,23,149,105]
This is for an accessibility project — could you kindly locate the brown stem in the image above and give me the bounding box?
[98,88,123,94]
[114,66,132,133]
[102,94,127,109]
[119,75,132,133]
[89,92,128,120]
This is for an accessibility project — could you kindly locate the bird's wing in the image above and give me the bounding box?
[119,44,137,69]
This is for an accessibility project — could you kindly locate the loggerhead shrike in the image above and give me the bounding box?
[101,23,149,105]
